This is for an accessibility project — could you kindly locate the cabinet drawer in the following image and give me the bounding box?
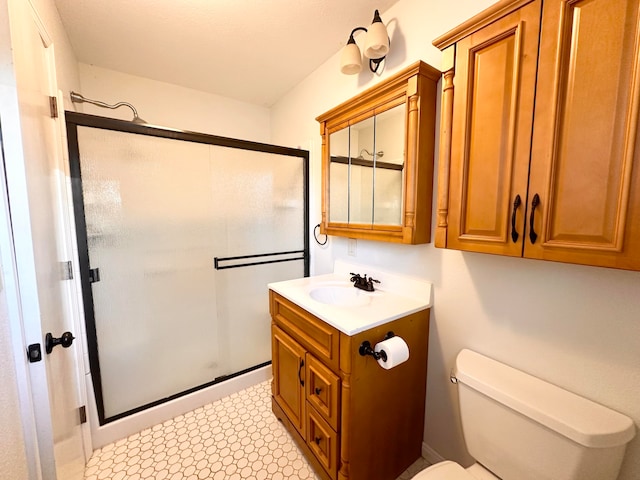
[270,291,340,370]
[306,354,340,431]
[307,404,339,479]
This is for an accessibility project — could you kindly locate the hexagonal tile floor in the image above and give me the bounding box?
[84,380,431,480]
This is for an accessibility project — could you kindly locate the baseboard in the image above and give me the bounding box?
[422,442,445,465]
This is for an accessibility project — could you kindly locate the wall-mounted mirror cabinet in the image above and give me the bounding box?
[317,61,440,244]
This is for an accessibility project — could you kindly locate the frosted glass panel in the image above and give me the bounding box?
[210,147,304,255]
[76,127,306,420]
[214,261,303,376]
[78,127,219,418]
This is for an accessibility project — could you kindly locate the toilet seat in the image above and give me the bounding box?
[413,461,474,480]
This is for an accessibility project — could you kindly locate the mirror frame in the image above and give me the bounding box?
[316,61,441,244]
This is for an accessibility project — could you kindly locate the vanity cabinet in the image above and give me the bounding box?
[434,0,640,270]
[270,290,430,480]
[316,61,441,244]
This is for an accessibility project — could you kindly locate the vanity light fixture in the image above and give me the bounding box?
[340,9,390,75]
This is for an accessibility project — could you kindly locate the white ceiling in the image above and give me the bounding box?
[54,0,400,107]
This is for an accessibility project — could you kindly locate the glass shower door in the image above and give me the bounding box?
[72,123,307,423]
[210,147,305,375]
[77,127,221,420]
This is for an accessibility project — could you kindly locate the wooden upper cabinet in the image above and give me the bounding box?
[442,0,541,256]
[434,0,640,270]
[316,61,440,244]
[527,0,640,269]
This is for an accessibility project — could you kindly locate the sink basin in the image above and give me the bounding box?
[309,284,372,307]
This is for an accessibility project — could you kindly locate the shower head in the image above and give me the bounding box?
[358,148,384,159]
[70,91,146,124]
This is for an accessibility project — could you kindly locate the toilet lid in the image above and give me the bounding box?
[413,461,474,480]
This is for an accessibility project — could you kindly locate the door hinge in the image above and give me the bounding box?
[78,405,87,424]
[49,96,58,118]
[88,268,100,284]
[60,261,73,280]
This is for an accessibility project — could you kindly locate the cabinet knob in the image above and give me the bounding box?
[315,436,322,445]
[315,387,323,395]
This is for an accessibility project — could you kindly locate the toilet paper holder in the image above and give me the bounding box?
[358,331,395,361]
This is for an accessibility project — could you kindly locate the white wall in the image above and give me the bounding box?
[270,0,640,479]
[76,64,271,143]
[30,0,81,103]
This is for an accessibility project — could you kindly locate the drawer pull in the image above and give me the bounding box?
[511,194,521,243]
[298,359,305,386]
[315,387,323,395]
[529,193,540,244]
[315,436,322,445]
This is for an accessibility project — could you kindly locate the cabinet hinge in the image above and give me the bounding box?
[49,96,58,118]
[60,261,73,280]
[78,405,87,424]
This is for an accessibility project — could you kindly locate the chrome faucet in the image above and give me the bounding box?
[349,272,380,292]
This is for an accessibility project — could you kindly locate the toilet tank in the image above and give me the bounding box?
[455,349,635,480]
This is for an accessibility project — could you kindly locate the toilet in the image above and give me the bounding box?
[414,349,636,480]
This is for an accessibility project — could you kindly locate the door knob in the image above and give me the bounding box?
[45,332,75,354]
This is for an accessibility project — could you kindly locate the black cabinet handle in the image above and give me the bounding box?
[529,194,540,244]
[315,436,322,445]
[315,387,323,395]
[298,359,304,387]
[511,194,522,243]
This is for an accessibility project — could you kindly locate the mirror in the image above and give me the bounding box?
[328,103,405,227]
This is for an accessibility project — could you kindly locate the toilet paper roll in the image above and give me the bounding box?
[374,336,409,370]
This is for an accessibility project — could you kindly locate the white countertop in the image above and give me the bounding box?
[268,260,432,335]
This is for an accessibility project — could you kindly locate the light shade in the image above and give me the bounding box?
[340,41,363,75]
[363,19,389,59]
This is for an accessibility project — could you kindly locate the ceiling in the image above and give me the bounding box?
[54,0,400,107]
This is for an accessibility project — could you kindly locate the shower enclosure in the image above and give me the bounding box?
[66,113,308,424]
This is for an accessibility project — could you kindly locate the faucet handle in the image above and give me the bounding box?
[365,277,380,291]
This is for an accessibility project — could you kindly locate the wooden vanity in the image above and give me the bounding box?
[269,269,431,480]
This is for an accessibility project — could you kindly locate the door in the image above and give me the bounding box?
[447,0,541,256]
[5,0,87,478]
[527,0,640,269]
[272,325,306,437]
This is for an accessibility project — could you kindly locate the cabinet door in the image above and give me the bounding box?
[447,0,541,255]
[527,0,640,270]
[272,325,306,437]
